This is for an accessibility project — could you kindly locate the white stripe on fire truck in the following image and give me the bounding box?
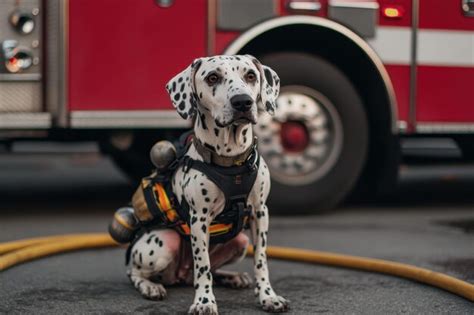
[367,27,412,64]
[418,29,474,67]
[367,27,474,67]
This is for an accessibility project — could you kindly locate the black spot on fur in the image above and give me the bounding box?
[265,101,273,112]
[199,112,207,130]
[204,143,215,151]
[264,68,274,87]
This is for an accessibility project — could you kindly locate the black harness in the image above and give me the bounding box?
[177,142,259,244]
[127,131,260,256]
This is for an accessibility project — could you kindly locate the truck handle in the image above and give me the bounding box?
[286,0,321,12]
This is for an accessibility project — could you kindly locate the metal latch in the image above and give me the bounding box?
[462,0,474,17]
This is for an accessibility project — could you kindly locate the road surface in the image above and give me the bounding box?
[0,147,473,314]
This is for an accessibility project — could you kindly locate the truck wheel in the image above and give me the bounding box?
[256,53,368,213]
[99,131,161,183]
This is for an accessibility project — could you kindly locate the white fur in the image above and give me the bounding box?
[129,55,287,315]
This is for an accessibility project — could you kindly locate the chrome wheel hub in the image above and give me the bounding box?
[255,86,343,186]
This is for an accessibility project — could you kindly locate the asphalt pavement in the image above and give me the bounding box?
[0,144,473,314]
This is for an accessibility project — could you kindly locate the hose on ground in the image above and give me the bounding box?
[0,233,472,302]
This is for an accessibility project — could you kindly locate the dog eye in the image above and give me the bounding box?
[205,73,219,85]
[245,71,257,82]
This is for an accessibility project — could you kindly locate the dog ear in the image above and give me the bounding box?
[247,55,280,115]
[165,58,202,120]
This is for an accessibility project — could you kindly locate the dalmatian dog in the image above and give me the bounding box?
[127,55,288,314]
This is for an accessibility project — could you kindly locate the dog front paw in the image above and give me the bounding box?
[138,281,167,301]
[260,295,290,313]
[188,301,218,315]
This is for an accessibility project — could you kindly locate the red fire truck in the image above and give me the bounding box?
[1,0,473,212]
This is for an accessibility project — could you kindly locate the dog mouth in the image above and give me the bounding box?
[232,117,256,125]
[216,113,256,127]
[232,112,257,125]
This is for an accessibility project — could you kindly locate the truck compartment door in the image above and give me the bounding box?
[68,0,207,112]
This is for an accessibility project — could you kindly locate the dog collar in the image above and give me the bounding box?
[193,136,257,167]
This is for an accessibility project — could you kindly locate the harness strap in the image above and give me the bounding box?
[178,151,260,244]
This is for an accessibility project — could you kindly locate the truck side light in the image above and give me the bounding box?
[383,6,404,19]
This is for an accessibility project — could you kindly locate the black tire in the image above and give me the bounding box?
[454,135,474,160]
[99,130,182,183]
[260,52,368,213]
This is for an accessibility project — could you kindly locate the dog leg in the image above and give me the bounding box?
[127,229,181,301]
[210,232,252,289]
[188,209,218,315]
[251,204,289,312]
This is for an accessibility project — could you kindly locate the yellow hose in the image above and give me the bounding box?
[0,233,473,302]
[0,233,109,254]
[0,234,118,271]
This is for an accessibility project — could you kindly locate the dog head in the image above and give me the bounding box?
[166,55,280,127]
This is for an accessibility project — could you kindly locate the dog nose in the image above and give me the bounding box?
[230,94,253,112]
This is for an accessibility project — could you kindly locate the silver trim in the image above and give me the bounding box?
[397,120,408,133]
[59,0,69,127]
[224,15,398,134]
[329,0,379,9]
[45,0,69,127]
[287,1,322,12]
[409,0,419,132]
[70,110,190,128]
[0,73,41,81]
[417,123,474,133]
[0,113,51,129]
